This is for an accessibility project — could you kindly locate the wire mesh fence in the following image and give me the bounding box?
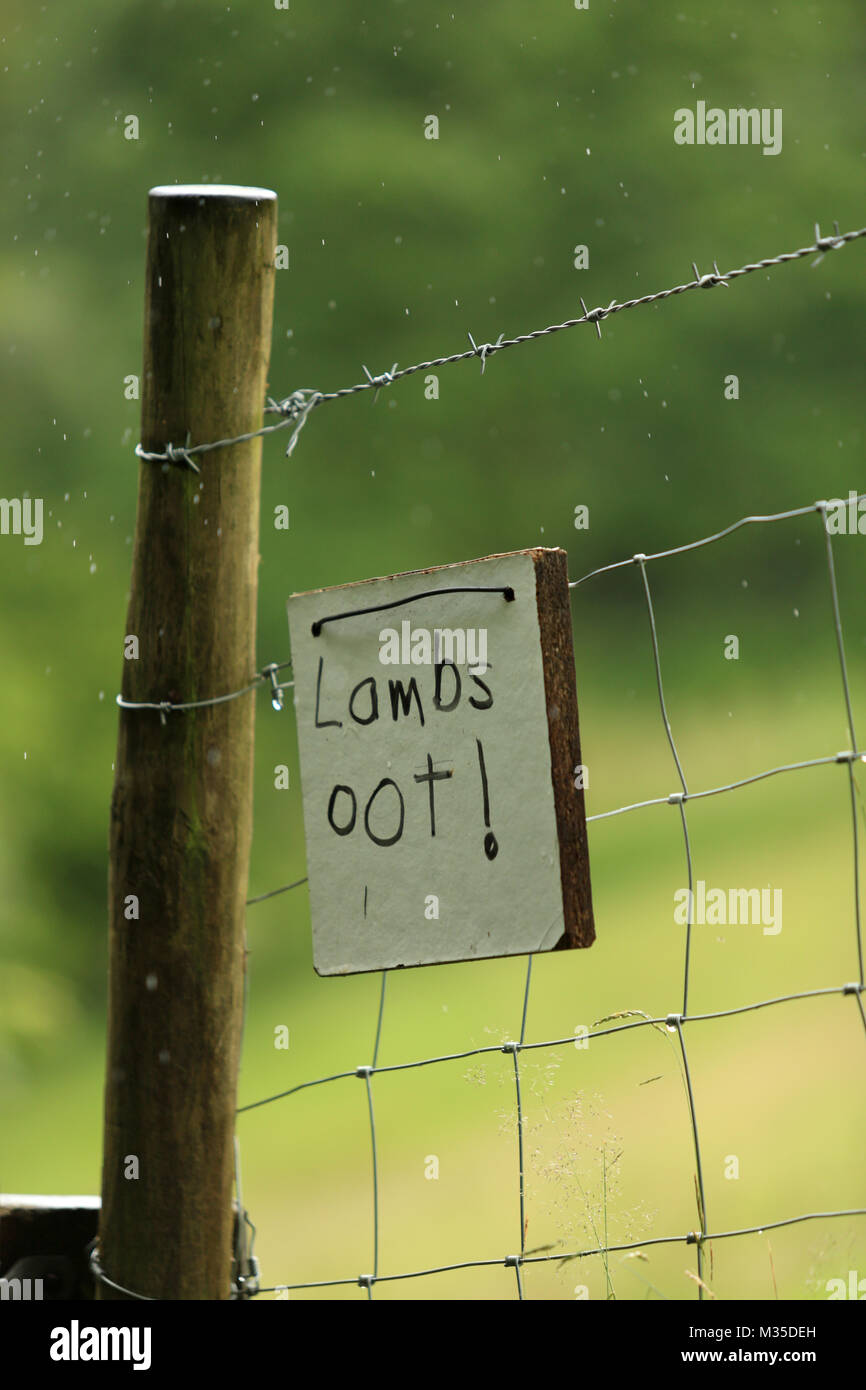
[237,496,865,1302]
[98,219,866,1302]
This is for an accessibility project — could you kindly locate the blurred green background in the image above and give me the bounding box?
[1,0,864,1299]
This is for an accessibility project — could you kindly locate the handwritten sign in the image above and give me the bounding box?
[287,548,594,975]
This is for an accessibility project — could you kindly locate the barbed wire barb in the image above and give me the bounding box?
[362,362,399,403]
[467,330,506,372]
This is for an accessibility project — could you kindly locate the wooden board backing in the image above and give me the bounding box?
[288,546,594,972]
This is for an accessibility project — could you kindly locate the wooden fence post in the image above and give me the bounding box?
[99,185,277,1300]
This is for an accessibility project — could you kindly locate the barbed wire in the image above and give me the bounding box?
[134,220,866,469]
[235,492,865,1302]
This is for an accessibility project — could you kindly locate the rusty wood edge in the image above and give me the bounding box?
[532,547,595,950]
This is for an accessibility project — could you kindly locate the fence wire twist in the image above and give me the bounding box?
[238,497,865,1301]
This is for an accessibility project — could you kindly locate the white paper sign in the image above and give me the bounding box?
[288,549,593,975]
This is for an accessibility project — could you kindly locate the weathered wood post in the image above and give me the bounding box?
[99,185,277,1299]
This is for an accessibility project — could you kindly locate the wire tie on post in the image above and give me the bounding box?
[164,434,200,473]
[135,433,200,474]
[115,660,291,721]
[87,1238,154,1301]
[262,662,284,712]
[237,1254,260,1297]
[231,1245,261,1298]
[283,390,324,456]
